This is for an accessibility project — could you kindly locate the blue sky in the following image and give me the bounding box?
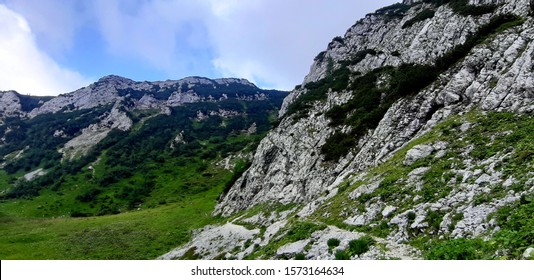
[0,0,397,96]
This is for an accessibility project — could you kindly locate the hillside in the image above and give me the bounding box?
[1,0,533,260]
[0,76,287,259]
[162,0,534,260]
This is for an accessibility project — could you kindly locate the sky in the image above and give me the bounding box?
[0,0,397,96]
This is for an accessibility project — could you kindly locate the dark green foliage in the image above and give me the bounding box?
[407,211,417,222]
[332,36,344,45]
[425,210,444,233]
[320,132,355,162]
[391,50,401,57]
[347,236,375,256]
[327,238,341,248]
[422,0,498,16]
[294,253,306,260]
[402,9,435,29]
[448,0,498,16]
[284,66,351,120]
[342,49,377,66]
[334,249,351,260]
[493,195,534,258]
[17,95,54,112]
[425,238,493,259]
[1,106,110,174]
[220,160,252,198]
[315,51,327,62]
[1,89,285,216]
[371,3,411,21]
[181,247,201,260]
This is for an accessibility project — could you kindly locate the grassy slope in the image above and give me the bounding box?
[0,184,225,259]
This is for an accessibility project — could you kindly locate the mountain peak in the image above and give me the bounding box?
[97,75,135,84]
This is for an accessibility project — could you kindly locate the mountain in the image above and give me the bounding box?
[0,76,287,259]
[1,0,533,260]
[161,0,534,260]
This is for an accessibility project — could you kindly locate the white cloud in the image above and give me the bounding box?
[205,0,397,90]
[91,0,212,75]
[0,4,91,96]
[0,0,398,93]
[2,0,87,57]
[87,0,398,89]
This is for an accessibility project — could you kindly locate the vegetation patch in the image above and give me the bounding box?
[402,9,436,29]
[370,3,411,21]
[333,236,376,259]
[285,222,327,242]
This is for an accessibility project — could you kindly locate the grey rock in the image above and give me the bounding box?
[404,145,435,166]
[276,239,310,257]
[523,247,534,259]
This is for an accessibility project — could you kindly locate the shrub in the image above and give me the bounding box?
[448,0,498,16]
[327,238,341,248]
[348,236,375,256]
[372,3,411,21]
[220,160,252,198]
[294,253,306,260]
[320,132,356,162]
[334,249,351,260]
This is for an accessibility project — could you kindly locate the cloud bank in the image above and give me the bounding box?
[1,0,396,95]
[0,4,90,96]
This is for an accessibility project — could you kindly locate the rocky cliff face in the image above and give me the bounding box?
[216,0,533,216]
[163,0,534,260]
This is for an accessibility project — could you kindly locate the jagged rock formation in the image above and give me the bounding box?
[163,0,534,260]
[0,91,52,121]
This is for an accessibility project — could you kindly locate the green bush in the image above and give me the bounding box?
[220,160,252,197]
[448,0,498,16]
[407,211,417,221]
[320,132,356,162]
[327,238,341,248]
[348,236,375,256]
[294,253,306,260]
[334,249,351,260]
[372,3,411,21]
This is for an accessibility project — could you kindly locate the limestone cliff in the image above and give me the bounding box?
[216,0,533,216]
[163,0,534,260]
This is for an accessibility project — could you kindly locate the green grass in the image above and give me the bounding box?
[0,185,224,259]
